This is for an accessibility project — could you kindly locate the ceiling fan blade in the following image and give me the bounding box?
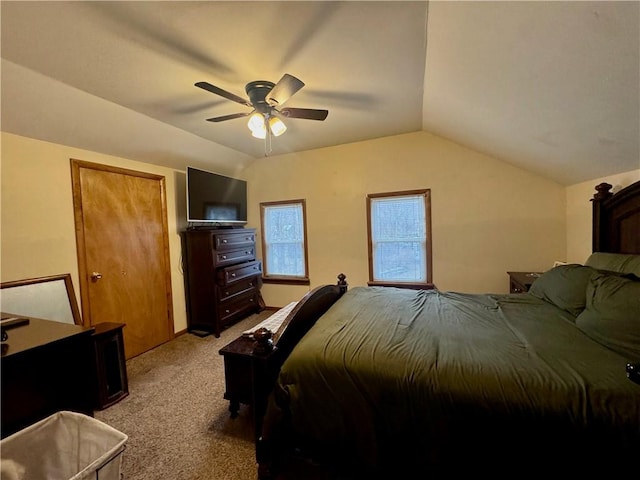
[206,112,251,122]
[267,74,305,106]
[195,81,251,107]
[279,107,329,121]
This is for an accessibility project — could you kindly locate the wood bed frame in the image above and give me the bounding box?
[592,181,640,254]
[252,180,640,478]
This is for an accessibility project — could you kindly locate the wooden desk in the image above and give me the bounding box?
[1,315,95,438]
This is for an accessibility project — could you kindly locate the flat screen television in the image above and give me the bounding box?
[186,167,247,226]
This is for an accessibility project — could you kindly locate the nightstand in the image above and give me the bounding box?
[92,322,129,410]
[507,271,542,293]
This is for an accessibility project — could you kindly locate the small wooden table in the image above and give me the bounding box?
[92,322,129,410]
[219,335,256,418]
[507,271,542,293]
[219,332,283,446]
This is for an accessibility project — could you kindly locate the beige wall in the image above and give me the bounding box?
[566,168,640,264]
[0,132,188,332]
[244,131,567,307]
[3,129,632,323]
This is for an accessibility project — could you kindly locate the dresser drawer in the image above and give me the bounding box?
[217,277,259,303]
[214,231,256,251]
[218,260,262,286]
[213,246,256,268]
[218,292,259,326]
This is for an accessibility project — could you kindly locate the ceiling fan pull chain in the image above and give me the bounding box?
[264,122,268,156]
[264,122,271,157]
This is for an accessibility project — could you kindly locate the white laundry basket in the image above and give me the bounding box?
[0,411,127,480]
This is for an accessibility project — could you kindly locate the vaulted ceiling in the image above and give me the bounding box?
[1,1,638,184]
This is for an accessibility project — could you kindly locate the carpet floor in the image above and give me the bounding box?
[96,312,275,480]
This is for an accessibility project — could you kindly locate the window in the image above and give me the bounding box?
[367,189,433,288]
[260,199,310,285]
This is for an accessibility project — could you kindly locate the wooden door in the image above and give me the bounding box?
[71,160,174,359]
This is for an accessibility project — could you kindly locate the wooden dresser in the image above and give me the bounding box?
[1,317,95,438]
[184,228,262,337]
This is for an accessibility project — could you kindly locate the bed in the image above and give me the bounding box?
[253,180,640,478]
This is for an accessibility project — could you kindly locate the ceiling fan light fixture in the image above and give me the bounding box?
[251,125,267,139]
[247,112,265,132]
[268,116,287,137]
[248,112,267,139]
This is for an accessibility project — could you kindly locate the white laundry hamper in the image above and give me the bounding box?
[0,411,127,480]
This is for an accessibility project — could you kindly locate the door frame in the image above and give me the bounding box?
[70,159,175,337]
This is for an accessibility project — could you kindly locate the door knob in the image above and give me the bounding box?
[91,272,103,281]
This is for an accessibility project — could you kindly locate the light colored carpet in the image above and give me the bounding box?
[95,312,271,480]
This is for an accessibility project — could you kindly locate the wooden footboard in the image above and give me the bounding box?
[252,274,348,479]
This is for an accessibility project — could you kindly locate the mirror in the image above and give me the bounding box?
[0,273,82,325]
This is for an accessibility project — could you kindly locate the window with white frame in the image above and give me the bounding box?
[260,199,309,284]
[367,189,432,287]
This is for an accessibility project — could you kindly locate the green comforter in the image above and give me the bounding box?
[273,286,640,473]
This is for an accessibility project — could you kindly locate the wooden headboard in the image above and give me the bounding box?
[592,180,640,255]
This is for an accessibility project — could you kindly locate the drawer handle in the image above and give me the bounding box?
[221,255,227,260]
[222,239,228,243]
[224,291,229,296]
[248,282,253,287]
[231,273,236,277]
[253,266,257,270]
[225,309,230,314]
[249,298,254,302]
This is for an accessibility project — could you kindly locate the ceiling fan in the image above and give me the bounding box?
[194,73,328,142]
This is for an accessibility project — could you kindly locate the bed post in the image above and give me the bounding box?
[337,272,348,294]
[591,182,613,253]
